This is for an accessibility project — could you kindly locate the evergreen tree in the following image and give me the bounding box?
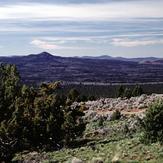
[141,100,163,144]
[68,88,80,102]
[123,88,132,99]
[62,105,86,146]
[0,64,20,121]
[117,85,125,98]
[132,85,143,97]
[0,64,86,161]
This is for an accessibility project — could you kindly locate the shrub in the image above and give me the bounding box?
[68,88,80,102]
[111,110,121,121]
[98,117,105,127]
[88,96,96,101]
[141,100,163,144]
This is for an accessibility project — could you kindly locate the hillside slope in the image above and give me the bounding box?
[13,94,163,163]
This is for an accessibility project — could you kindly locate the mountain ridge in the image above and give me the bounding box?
[0,52,161,62]
[80,55,160,62]
[1,52,163,84]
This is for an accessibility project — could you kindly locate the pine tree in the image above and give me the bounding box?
[0,64,86,161]
[132,85,143,97]
[123,88,132,98]
[0,64,20,121]
[117,85,125,97]
[62,105,86,146]
[68,88,80,102]
[141,100,163,144]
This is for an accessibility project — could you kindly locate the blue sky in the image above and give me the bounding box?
[0,0,163,57]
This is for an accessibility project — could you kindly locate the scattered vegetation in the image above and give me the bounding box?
[13,119,163,163]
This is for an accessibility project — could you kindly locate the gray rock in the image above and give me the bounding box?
[91,157,103,163]
[71,157,83,163]
[75,94,163,121]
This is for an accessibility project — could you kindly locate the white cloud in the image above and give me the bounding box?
[0,1,163,21]
[30,39,59,50]
[40,36,99,43]
[39,34,163,45]
[111,38,163,47]
[30,39,90,50]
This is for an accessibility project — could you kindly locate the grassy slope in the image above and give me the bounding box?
[45,137,163,163]
[13,119,163,162]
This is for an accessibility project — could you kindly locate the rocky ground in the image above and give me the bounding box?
[13,94,163,163]
[81,94,163,120]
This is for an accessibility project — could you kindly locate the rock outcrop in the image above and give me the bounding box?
[72,94,163,121]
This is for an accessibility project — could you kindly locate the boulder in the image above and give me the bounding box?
[71,157,83,163]
[112,155,120,163]
[91,157,103,163]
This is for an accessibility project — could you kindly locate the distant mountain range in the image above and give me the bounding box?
[0,52,163,84]
[80,55,160,63]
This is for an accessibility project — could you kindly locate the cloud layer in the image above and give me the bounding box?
[0,1,163,21]
[111,38,163,47]
[0,0,163,57]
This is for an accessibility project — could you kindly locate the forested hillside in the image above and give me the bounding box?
[1,52,163,85]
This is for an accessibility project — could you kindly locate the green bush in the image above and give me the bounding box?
[111,110,121,121]
[68,88,80,102]
[141,100,163,144]
[98,117,105,127]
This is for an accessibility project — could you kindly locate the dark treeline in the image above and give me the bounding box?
[57,83,163,99]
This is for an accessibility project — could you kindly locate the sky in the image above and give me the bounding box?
[0,0,163,57]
